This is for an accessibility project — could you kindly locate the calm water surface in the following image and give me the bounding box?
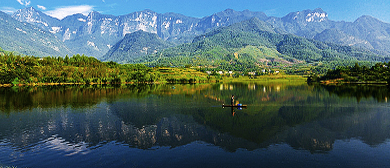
[0,83,390,168]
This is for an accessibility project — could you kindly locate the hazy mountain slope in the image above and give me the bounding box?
[313,29,372,49]
[266,8,333,38]
[11,7,61,30]
[266,8,390,54]
[195,9,268,32]
[0,11,72,56]
[102,30,173,63]
[344,16,390,53]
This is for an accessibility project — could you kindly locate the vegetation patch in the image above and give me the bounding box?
[308,62,390,84]
[222,74,307,84]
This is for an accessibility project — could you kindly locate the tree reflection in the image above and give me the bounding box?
[320,84,390,103]
[0,84,212,113]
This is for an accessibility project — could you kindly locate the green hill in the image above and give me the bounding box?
[102,30,174,63]
[135,17,388,71]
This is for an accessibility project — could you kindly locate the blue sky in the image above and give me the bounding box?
[0,0,389,23]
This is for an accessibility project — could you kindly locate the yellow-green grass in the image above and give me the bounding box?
[221,74,307,84]
[156,67,213,83]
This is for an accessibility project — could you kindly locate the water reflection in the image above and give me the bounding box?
[320,84,390,102]
[0,84,212,113]
[0,83,389,155]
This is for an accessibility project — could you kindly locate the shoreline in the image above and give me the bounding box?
[319,80,388,85]
[0,75,308,87]
[0,81,217,88]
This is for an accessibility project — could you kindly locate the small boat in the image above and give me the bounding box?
[222,104,247,108]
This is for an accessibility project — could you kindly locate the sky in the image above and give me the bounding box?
[0,0,389,23]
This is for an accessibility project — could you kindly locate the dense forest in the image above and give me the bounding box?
[308,62,390,84]
[0,52,212,85]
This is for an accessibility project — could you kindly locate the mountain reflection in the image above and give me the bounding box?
[0,105,257,152]
[0,83,389,153]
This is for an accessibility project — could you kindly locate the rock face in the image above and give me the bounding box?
[9,7,390,59]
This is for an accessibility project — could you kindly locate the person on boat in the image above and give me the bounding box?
[231,95,235,105]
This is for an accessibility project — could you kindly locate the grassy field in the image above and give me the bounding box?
[156,67,212,83]
[157,67,308,84]
[221,74,307,84]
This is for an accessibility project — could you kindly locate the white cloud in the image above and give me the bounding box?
[44,5,94,20]
[37,5,46,10]
[17,0,31,6]
[0,7,18,14]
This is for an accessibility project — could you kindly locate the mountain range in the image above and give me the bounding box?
[2,7,390,63]
[134,17,387,70]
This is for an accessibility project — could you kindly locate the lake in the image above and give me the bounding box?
[0,83,390,168]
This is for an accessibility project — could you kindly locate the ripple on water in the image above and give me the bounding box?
[1,134,93,168]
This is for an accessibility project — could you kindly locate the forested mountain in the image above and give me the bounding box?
[102,30,173,63]
[0,11,72,56]
[5,7,390,60]
[136,18,388,70]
